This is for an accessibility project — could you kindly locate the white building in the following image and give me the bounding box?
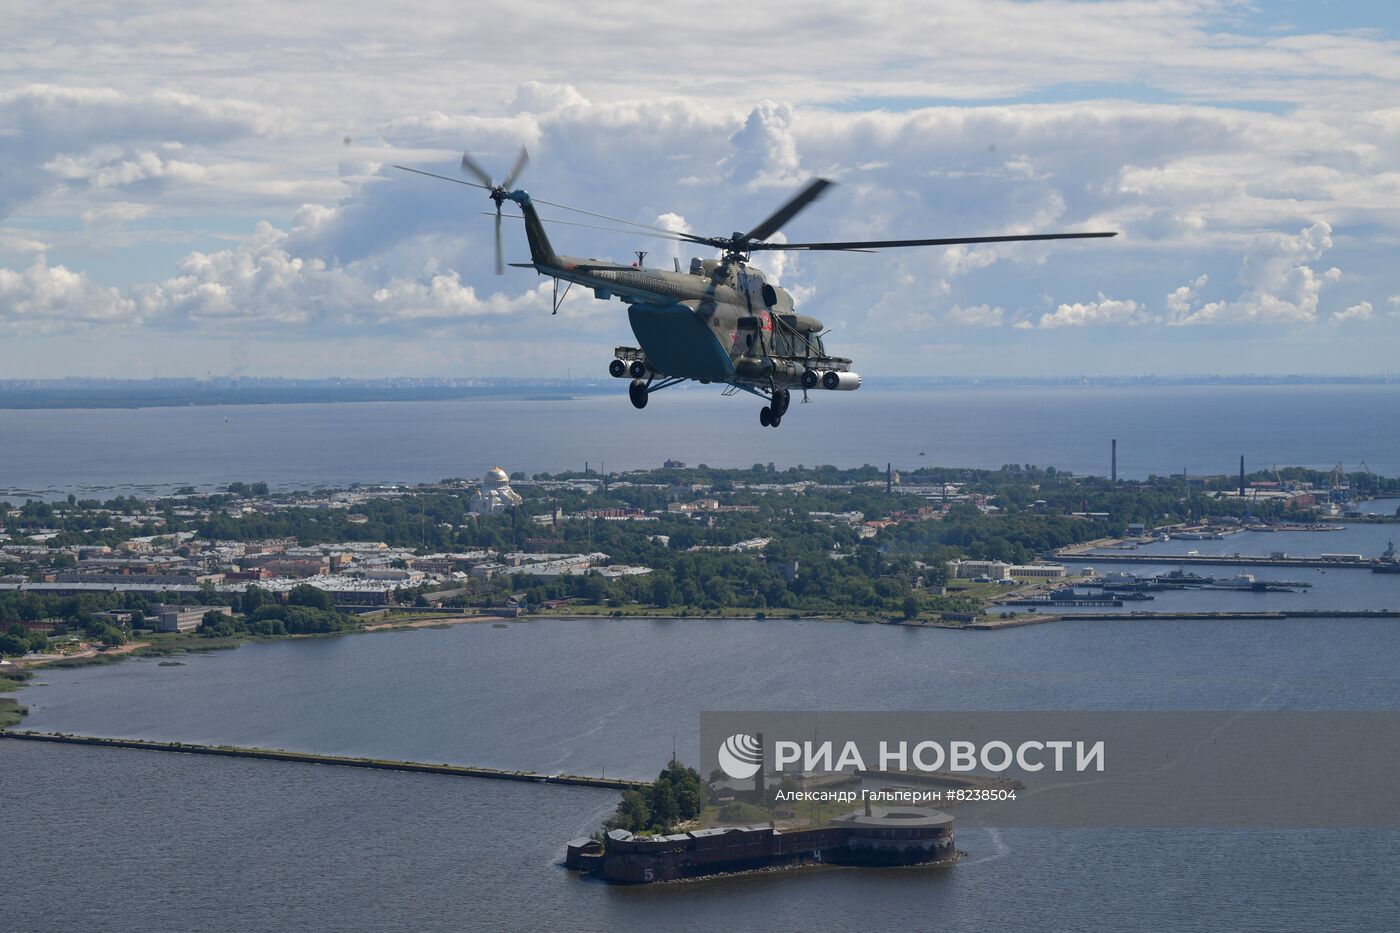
[946,559,1067,580]
[947,559,1011,579]
[1007,564,1068,579]
[150,603,230,633]
[470,466,523,516]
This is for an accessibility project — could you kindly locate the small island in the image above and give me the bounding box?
[565,758,960,884]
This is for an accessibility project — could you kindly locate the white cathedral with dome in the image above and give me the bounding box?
[470,466,523,515]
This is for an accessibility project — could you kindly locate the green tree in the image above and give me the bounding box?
[649,573,677,608]
[198,610,236,637]
[648,781,680,830]
[604,790,652,833]
[239,585,268,615]
[580,573,609,605]
[656,759,707,820]
[287,584,334,611]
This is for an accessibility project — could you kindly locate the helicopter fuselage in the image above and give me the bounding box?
[506,190,856,394]
[549,256,851,387]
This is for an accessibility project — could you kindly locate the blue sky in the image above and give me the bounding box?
[2,0,1398,378]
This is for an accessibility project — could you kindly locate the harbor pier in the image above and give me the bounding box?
[0,731,646,789]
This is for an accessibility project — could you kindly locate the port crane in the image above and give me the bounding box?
[396,148,1116,427]
[1328,462,1351,503]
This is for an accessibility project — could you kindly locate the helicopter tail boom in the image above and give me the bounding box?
[504,191,561,269]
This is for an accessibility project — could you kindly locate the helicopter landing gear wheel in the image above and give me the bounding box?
[759,406,772,427]
[773,388,791,416]
[629,379,648,410]
[770,411,782,427]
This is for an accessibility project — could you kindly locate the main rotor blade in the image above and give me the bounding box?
[490,212,701,243]
[749,231,1119,251]
[743,177,834,243]
[528,196,712,243]
[494,210,504,275]
[501,146,530,190]
[399,162,706,244]
[459,150,494,187]
[393,165,491,191]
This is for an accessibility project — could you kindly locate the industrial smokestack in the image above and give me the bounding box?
[1111,439,1117,484]
[755,732,766,803]
[1240,455,1246,497]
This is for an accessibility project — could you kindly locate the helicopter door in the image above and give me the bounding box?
[736,315,758,351]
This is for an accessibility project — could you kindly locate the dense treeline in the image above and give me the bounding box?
[197,585,356,637]
[0,588,230,627]
[1,624,49,657]
[883,505,1110,564]
[0,585,358,655]
[492,545,942,617]
[605,759,709,835]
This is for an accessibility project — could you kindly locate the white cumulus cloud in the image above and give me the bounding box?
[943,304,1005,327]
[1331,301,1374,324]
[0,255,135,333]
[1168,223,1341,325]
[1037,295,1145,328]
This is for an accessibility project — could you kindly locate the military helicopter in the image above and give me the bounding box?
[396,149,1115,427]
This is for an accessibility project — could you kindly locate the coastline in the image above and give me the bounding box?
[361,612,518,632]
[7,606,1396,734]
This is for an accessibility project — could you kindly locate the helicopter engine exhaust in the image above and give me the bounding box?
[821,371,861,390]
[608,359,629,378]
[734,357,806,383]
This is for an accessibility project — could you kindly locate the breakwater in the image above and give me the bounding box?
[1057,609,1400,620]
[0,731,646,789]
[1054,552,1378,569]
[971,609,1400,628]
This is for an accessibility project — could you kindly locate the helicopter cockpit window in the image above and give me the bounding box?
[761,284,777,308]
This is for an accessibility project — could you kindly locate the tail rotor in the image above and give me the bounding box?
[494,208,505,275]
[459,146,530,275]
[500,146,529,190]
